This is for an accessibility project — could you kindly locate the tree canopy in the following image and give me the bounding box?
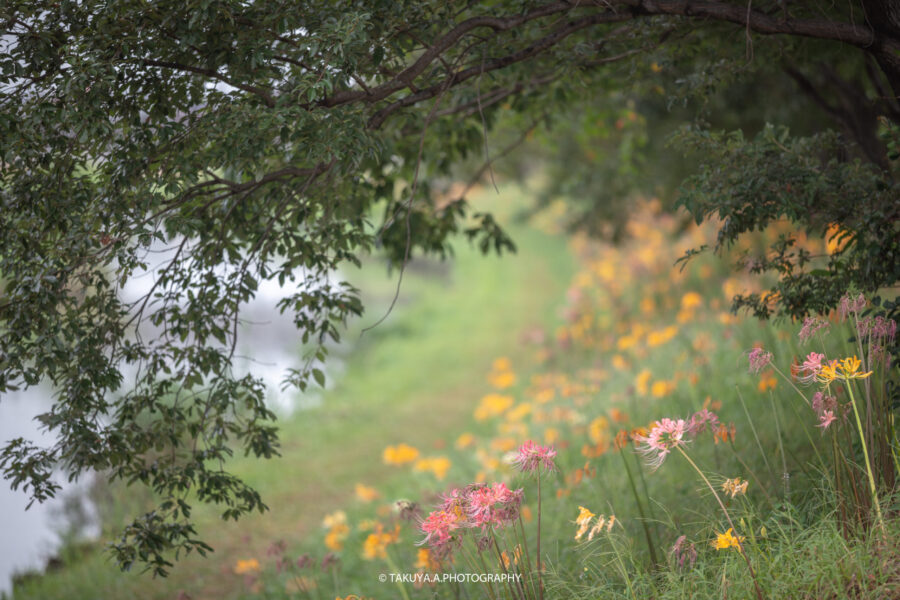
[1,0,898,573]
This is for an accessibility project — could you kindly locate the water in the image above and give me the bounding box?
[0,245,344,594]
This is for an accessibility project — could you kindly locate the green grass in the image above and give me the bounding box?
[12,183,576,600]
[13,188,900,600]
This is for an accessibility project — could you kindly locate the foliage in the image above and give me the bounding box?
[675,124,900,319]
[2,0,900,574]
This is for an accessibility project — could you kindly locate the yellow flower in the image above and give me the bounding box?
[362,523,399,560]
[322,510,347,529]
[355,483,380,502]
[588,416,609,444]
[651,380,673,398]
[634,369,652,396]
[681,291,703,310]
[588,514,616,541]
[712,528,745,550]
[722,477,749,498]
[506,402,532,422]
[492,357,512,371]
[413,456,452,480]
[383,443,420,465]
[455,432,475,449]
[575,506,595,541]
[233,558,260,575]
[488,369,517,389]
[839,355,873,380]
[474,393,514,421]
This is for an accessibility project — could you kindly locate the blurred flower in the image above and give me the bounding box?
[588,514,616,541]
[233,559,260,575]
[670,535,697,569]
[747,347,773,374]
[817,410,837,431]
[512,440,557,473]
[636,418,688,469]
[681,292,703,310]
[474,393,514,421]
[574,506,595,540]
[757,372,777,392]
[362,523,400,560]
[838,293,866,320]
[414,456,452,480]
[688,409,720,436]
[383,443,420,465]
[420,509,462,547]
[797,352,825,384]
[798,316,829,342]
[712,528,745,550]
[722,477,749,498]
[355,483,380,502]
[323,510,349,551]
[321,553,339,570]
[455,432,475,449]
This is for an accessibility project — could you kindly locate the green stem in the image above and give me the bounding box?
[536,474,543,600]
[845,382,886,534]
[676,446,765,600]
[383,551,412,600]
[619,449,660,566]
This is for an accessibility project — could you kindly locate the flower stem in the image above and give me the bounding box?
[845,382,886,534]
[536,474,543,600]
[619,449,660,566]
[676,446,765,600]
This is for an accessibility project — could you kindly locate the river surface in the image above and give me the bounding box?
[0,247,343,596]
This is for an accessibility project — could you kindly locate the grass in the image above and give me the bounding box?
[11,183,577,600]
[13,190,900,600]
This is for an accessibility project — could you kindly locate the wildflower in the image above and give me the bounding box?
[838,293,866,320]
[355,483,380,502]
[323,510,349,551]
[574,506,595,541]
[420,509,461,547]
[651,380,673,398]
[362,523,400,560]
[798,316,829,342]
[474,393,514,421]
[722,477,749,498]
[614,429,629,450]
[817,360,839,384]
[688,409,720,436]
[455,433,475,449]
[512,440,557,473]
[747,347,773,374]
[321,553,339,570]
[838,355,872,380]
[670,535,697,569]
[635,418,688,469]
[414,456,452,480]
[296,554,313,569]
[711,528,745,550]
[467,482,523,528]
[383,443,420,465]
[488,369,517,389]
[681,291,703,310]
[817,410,837,431]
[233,558,260,575]
[588,514,615,541]
[797,352,825,384]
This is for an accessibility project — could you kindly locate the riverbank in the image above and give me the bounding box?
[11,182,576,600]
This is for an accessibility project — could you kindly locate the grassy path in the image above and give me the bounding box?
[15,185,576,600]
